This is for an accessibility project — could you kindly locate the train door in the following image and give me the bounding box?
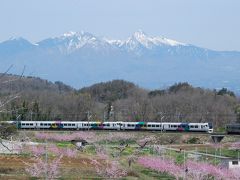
[162,124,167,131]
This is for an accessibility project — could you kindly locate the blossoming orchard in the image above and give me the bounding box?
[0,129,239,179]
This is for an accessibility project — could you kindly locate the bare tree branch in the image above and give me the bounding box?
[0,139,12,152]
[0,64,13,80]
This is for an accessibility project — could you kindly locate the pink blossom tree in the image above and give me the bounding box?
[138,156,184,179]
[185,160,231,180]
[25,154,62,180]
[35,131,96,143]
[24,143,78,179]
[136,136,155,149]
[138,156,238,180]
[229,141,240,150]
[90,145,127,178]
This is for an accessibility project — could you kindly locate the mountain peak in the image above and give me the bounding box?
[63,31,77,37]
[133,29,147,38]
[62,31,95,38]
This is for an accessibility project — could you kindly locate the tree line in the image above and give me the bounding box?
[0,74,240,128]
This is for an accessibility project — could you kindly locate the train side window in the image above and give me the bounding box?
[40,123,43,126]
[72,124,75,126]
[22,123,26,126]
[152,125,156,127]
[156,125,160,127]
[195,125,198,128]
[232,161,238,165]
[148,124,151,127]
[30,123,33,126]
[143,124,147,127]
[26,123,29,126]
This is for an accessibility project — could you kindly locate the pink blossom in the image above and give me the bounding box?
[138,156,184,179]
[186,160,231,180]
[35,132,96,142]
[25,154,62,179]
[90,145,127,178]
[229,141,240,150]
[25,144,78,158]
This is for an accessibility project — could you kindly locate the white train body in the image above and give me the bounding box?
[13,121,213,133]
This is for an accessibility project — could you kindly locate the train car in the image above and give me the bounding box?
[80,122,121,130]
[226,124,240,134]
[161,122,213,133]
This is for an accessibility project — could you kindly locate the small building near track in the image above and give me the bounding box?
[221,158,240,169]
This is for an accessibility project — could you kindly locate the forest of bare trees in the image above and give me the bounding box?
[0,73,240,128]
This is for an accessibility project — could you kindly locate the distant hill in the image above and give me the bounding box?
[0,73,74,94]
[79,80,137,102]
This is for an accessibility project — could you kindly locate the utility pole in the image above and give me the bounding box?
[87,111,91,131]
[45,139,48,180]
[161,116,164,134]
[30,111,32,121]
[157,112,164,133]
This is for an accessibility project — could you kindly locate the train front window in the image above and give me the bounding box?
[208,123,213,129]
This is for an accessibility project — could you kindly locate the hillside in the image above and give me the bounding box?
[79,80,137,103]
[0,74,239,127]
[0,73,74,94]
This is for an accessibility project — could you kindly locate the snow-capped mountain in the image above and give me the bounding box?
[0,30,240,92]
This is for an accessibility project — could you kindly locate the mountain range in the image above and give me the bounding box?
[1,30,240,92]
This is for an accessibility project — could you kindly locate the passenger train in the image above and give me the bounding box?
[9,121,213,133]
[226,124,240,134]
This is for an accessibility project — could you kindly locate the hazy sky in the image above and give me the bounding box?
[0,0,240,51]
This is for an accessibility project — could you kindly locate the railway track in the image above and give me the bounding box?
[18,129,239,136]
